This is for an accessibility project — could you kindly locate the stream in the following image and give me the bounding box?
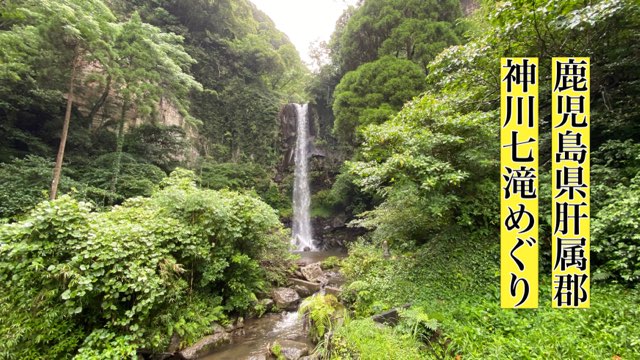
[201,250,345,360]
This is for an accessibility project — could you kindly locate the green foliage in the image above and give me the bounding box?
[332,56,426,145]
[0,169,290,358]
[321,256,342,270]
[107,11,201,197]
[312,170,372,219]
[397,307,440,342]
[348,93,499,247]
[196,160,288,211]
[444,283,640,360]
[299,294,344,342]
[592,173,640,283]
[270,341,285,360]
[1,0,308,216]
[338,235,640,359]
[78,153,167,202]
[124,124,189,172]
[332,0,463,73]
[329,317,425,360]
[131,0,309,166]
[0,156,62,218]
[324,1,640,359]
[0,155,112,218]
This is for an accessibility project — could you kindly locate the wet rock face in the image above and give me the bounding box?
[247,354,268,360]
[290,278,322,296]
[178,331,231,359]
[300,263,325,283]
[272,340,309,360]
[278,104,323,176]
[166,332,181,353]
[311,216,366,250]
[272,287,301,311]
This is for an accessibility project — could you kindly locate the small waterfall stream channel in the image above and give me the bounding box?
[195,104,344,360]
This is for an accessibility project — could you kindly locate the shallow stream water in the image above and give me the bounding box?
[201,250,346,359]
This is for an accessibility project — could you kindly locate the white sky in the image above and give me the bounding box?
[250,0,359,69]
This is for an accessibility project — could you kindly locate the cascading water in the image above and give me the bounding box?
[292,103,315,251]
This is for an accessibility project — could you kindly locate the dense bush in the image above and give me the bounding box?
[299,294,344,342]
[311,170,373,219]
[348,94,499,248]
[196,160,288,212]
[0,169,291,358]
[124,124,189,172]
[0,156,110,219]
[77,153,167,203]
[592,173,640,283]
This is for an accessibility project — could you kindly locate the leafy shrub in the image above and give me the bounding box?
[0,169,291,358]
[299,294,344,342]
[124,124,188,172]
[312,170,373,219]
[196,160,288,212]
[321,256,342,270]
[337,235,640,359]
[592,173,640,284]
[0,156,109,219]
[348,93,499,248]
[77,152,167,203]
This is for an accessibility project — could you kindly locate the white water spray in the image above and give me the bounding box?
[292,104,315,251]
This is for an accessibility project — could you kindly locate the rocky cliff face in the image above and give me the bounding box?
[460,0,480,16]
[72,62,188,131]
[68,61,198,163]
[278,103,324,173]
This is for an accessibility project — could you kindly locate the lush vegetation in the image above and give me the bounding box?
[1,0,640,358]
[0,0,308,213]
[0,169,292,358]
[306,0,640,359]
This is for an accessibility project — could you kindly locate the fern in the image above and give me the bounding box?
[298,294,344,342]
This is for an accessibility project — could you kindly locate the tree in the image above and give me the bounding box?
[0,0,117,200]
[107,12,201,198]
[332,56,426,145]
[348,93,499,247]
[333,0,462,73]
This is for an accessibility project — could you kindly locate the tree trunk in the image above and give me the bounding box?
[109,100,128,202]
[87,74,112,126]
[50,53,79,200]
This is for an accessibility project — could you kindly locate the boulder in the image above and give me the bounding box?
[371,303,412,326]
[235,317,244,329]
[223,320,236,333]
[294,284,312,297]
[290,278,322,296]
[272,340,309,360]
[272,287,300,311]
[247,354,268,360]
[331,214,347,229]
[166,332,181,353]
[300,263,324,283]
[178,331,231,359]
[324,286,341,297]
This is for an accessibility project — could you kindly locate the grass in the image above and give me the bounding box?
[335,235,640,359]
[329,318,425,360]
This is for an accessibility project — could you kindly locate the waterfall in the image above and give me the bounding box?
[292,103,315,251]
